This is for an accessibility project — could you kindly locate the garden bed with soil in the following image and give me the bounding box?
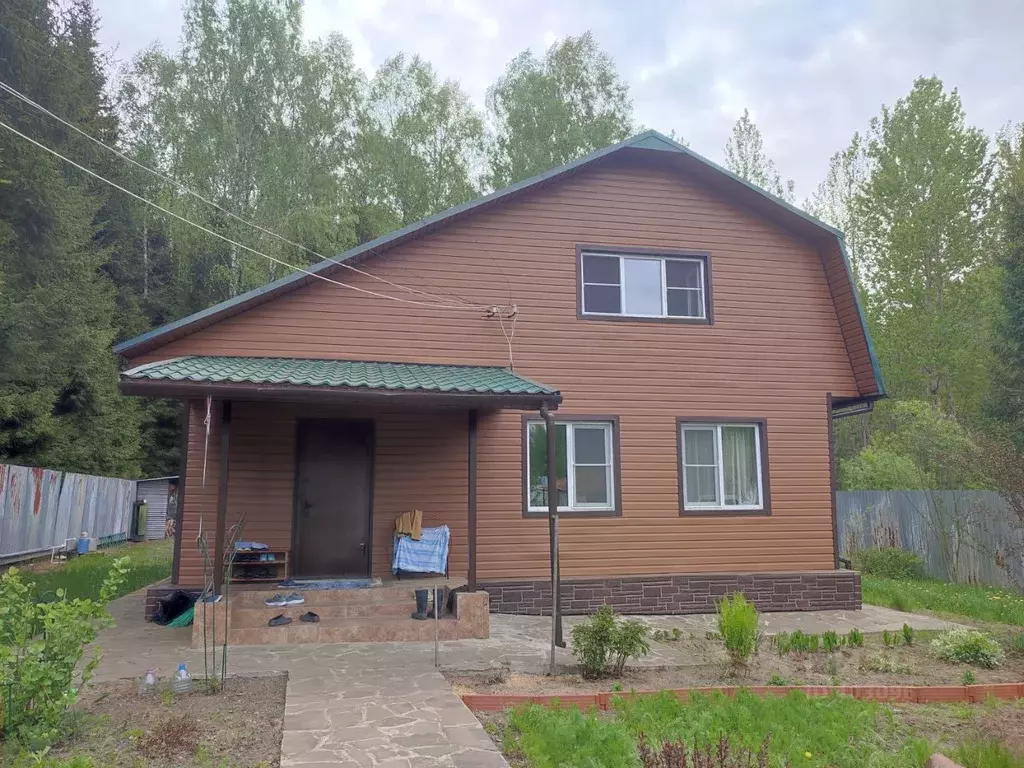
[18,674,286,768]
[448,631,1024,696]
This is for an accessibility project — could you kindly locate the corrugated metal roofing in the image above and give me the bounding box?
[122,356,559,396]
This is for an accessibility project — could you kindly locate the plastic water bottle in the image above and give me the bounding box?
[171,662,192,694]
[139,668,157,695]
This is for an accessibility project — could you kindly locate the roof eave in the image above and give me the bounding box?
[118,377,562,411]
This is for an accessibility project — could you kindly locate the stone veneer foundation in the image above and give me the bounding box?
[480,571,861,615]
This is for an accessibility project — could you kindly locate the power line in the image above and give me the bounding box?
[0,116,486,312]
[0,75,491,311]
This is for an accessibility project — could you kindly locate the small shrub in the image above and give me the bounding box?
[1008,632,1024,657]
[570,605,650,679]
[931,628,1004,669]
[852,547,926,580]
[638,733,773,768]
[882,630,902,648]
[962,668,977,685]
[789,630,819,654]
[901,623,915,647]
[846,629,864,648]
[863,652,912,674]
[716,593,760,665]
[651,627,682,643]
[772,632,792,657]
[766,673,789,686]
[822,630,841,653]
[610,619,651,676]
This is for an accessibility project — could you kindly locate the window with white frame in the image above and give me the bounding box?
[581,251,707,319]
[526,420,616,513]
[679,422,765,512]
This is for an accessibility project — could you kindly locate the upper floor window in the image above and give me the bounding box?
[580,250,708,321]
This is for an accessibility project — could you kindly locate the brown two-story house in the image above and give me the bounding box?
[117,131,883,630]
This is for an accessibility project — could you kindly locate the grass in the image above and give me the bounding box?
[14,539,173,602]
[500,691,1024,768]
[862,575,1024,626]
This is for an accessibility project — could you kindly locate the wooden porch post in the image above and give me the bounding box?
[213,400,232,594]
[827,393,839,570]
[170,400,190,585]
[467,409,478,592]
[542,405,563,666]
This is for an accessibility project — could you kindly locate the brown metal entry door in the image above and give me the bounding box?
[293,420,373,577]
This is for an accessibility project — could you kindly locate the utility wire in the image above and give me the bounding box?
[0,76,489,310]
[0,116,487,312]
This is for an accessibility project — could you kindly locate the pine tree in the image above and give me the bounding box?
[989,124,1024,447]
[0,0,140,475]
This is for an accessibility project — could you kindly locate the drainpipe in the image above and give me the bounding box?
[541,404,564,677]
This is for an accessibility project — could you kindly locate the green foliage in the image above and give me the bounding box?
[988,124,1024,451]
[962,669,977,685]
[715,593,760,665]
[852,548,926,580]
[862,576,1024,625]
[650,627,682,643]
[766,673,789,686]
[846,629,865,648]
[950,739,1024,768]
[858,77,993,419]
[724,109,795,201]
[570,605,650,679]
[1009,632,1024,657]
[612,690,931,767]
[838,446,931,490]
[821,630,841,653]
[486,32,633,188]
[503,703,637,768]
[901,623,915,647]
[637,734,772,768]
[0,558,129,747]
[931,628,1005,668]
[882,630,901,648]
[773,630,827,656]
[863,652,912,674]
[25,540,172,601]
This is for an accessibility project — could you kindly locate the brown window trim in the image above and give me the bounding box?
[576,244,714,325]
[676,416,771,517]
[521,414,622,518]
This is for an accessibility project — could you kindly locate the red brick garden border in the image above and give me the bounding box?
[461,682,1024,712]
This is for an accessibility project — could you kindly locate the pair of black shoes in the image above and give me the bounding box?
[268,611,319,626]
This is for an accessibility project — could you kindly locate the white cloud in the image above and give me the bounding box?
[93,0,1024,196]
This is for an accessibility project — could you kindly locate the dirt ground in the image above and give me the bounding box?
[44,675,286,768]
[447,632,1024,695]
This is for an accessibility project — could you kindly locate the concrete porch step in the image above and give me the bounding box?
[229,582,448,608]
[226,615,462,645]
[231,601,417,627]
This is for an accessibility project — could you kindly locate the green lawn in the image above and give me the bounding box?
[862,575,1024,626]
[500,690,1024,768]
[15,539,173,602]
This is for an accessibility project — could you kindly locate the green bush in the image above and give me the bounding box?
[570,605,650,679]
[0,558,129,747]
[901,623,915,647]
[822,630,841,653]
[931,628,1004,669]
[863,652,912,674]
[1010,632,1024,657]
[852,548,926,580]
[504,702,637,768]
[715,593,759,665]
[846,629,865,648]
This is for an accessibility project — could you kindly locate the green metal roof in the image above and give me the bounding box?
[122,356,559,397]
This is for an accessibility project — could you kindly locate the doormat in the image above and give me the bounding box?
[277,577,382,590]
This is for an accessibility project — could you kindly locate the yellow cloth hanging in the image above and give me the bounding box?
[395,509,423,541]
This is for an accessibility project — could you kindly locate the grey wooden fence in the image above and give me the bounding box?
[0,462,137,562]
[837,490,1024,588]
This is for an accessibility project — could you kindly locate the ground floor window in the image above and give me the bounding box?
[679,420,767,513]
[525,418,617,514]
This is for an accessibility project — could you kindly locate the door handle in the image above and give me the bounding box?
[360,542,366,555]
[303,501,312,517]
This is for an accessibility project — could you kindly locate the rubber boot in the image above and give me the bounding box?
[412,588,428,620]
[426,588,445,618]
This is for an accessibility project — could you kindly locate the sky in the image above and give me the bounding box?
[92,0,1023,199]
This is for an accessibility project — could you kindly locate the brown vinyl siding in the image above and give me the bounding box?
[156,154,859,583]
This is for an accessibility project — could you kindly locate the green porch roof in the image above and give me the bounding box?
[122,356,559,399]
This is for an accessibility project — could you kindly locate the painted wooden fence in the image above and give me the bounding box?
[837,490,1024,588]
[0,462,136,560]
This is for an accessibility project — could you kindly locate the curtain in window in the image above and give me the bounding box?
[722,426,758,505]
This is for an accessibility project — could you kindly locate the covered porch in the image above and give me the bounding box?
[121,356,562,598]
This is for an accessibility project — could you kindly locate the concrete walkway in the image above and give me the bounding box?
[94,591,958,767]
